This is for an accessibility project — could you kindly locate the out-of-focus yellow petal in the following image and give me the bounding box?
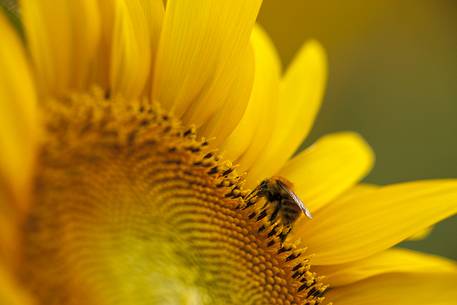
[0,12,38,210]
[21,0,100,96]
[0,264,34,305]
[247,41,327,186]
[153,0,262,127]
[198,46,254,146]
[315,248,457,287]
[110,0,164,99]
[219,25,280,160]
[279,132,374,212]
[326,273,457,305]
[293,180,457,265]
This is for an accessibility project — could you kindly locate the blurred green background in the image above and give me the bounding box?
[259,0,457,259]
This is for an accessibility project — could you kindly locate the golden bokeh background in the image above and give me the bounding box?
[259,0,457,259]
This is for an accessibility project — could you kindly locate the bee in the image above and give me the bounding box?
[248,176,312,227]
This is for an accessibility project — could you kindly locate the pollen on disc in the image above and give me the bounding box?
[19,91,327,305]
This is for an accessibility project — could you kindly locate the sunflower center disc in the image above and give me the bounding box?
[19,91,326,305]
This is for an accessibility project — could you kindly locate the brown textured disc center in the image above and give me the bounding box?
[18,91,327,305]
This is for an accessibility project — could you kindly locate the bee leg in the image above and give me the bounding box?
[244,190,255,202]
[269,202,281,223]
[242,186,261,209]
[279,227,292,243]
[244,185,260,201]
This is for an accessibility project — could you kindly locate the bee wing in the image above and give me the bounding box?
[277,181,313,219]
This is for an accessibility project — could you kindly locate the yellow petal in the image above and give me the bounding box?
[0,264,35,305]
[341,183,379,195]
[278,132,374,212]
[0,12,38,210]
[246,40,327,186]
[141,0,164,95]
[293,180,457,265]
[326,273,457,305]
[219,25,280,161]
[0,189,21,266]
[153,0,262,126]
[315,248,457,287]
[323,184,436,243]
[21,0,100,96]
[333,183,379,202]
[92,0,116,90]
[198,44,255,146]
[407,226,433,241]
[110,0,164,99]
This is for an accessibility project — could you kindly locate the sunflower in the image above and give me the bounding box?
[1,1,456,305]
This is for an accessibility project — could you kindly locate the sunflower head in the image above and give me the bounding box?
[16,91,325,305]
